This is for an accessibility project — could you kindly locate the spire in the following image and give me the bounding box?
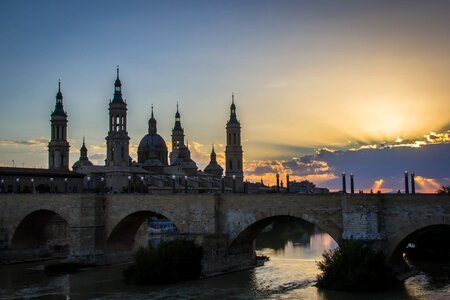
[112,66,124,103]
[210,144,217,163]
[52,80,66,116]
[56,79,62,101]
[173,102,183,130]
[228,92,238,124]
[148,105,157,134]
[80,136,88,160]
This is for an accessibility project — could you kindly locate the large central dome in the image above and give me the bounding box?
[137,108,168,166]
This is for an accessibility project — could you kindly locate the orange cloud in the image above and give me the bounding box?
[414,176,442,193]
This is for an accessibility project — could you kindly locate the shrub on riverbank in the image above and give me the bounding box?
[123,240,202,285]
[316,241,396,291]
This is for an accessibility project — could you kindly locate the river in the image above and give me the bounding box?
[1,225,450,299]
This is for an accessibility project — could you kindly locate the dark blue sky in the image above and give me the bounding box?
[0,1,449,191]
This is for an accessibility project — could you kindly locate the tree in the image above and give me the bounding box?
[437,185,450,194]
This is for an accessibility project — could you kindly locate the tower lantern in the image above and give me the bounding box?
[225,93,244,191]
[48,80,70,170]
[105,66,130,167]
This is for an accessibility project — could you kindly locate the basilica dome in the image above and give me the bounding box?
[137,108,169,166]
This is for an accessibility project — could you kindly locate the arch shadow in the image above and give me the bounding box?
[389,224,450,266]
[10,209,70,258]
[106,211,179,253]
[228,215,339,255]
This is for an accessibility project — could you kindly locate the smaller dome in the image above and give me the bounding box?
[138,134,167,149]
[72,159,93,170]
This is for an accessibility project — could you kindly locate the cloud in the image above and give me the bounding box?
[243,130,450,192]
[0,138,48,147]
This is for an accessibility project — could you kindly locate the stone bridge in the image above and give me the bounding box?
[0,193,449,276]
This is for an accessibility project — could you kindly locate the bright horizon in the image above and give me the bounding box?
[0,1,449,192]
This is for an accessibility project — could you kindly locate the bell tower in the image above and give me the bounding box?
[105,66,130,167]
[170,103,185,165]
[225,93,244,191]
[48,80,70,170]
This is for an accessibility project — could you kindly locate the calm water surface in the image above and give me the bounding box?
[1,229,450,299]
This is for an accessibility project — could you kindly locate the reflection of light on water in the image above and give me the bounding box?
[260,232,338,260]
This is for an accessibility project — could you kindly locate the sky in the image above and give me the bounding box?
[0,0,449,192]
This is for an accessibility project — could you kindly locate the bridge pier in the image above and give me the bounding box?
[67,196,107,265]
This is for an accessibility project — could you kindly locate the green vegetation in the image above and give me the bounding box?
[123,240,202,285]
[316,241,396,291]
[437,185,450,194]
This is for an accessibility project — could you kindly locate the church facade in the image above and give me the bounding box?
[70,68,244,193]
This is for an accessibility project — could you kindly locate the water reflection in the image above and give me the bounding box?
[1,221,450,299]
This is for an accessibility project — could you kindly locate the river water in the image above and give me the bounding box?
[1,226,450,299]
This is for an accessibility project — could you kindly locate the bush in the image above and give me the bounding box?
[316,240,396,291]
[123,239,202,285]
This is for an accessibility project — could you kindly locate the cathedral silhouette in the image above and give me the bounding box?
[56,67,244,193]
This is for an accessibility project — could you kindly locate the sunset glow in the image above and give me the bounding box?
[0,1,449,193]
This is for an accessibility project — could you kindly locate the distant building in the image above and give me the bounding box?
[53,68,244,193]
[1,68,246,193]
[289,180,329,194]
[0,167,83,193]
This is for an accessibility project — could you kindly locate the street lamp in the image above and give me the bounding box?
[1,179,4,193]
[221,175,225,194]
[184,175,188,194]
[100,177,105,194]
[172,175,176,193]
[140,176,144,193]
[128,175,132,193]
[64,178,68,193]
[232,174,236,193]
[31,178,35,194]
[342,172,346,194]
[350,174,354,194]
[16,178,20,194]
[276,173,280,193]
[87,176,91,193]
[404,171,409,194]
[50,177,54,193]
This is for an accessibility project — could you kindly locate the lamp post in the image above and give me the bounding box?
[140,176,144,193]
[16,178,20,194]
[232,175,236,193]
[342,172,347,194]
[50,177,54,193]
[87,176,91,193]
[64,178,68,193]
[1,179,4,193]
[221,175,225,193]
[411,172,416,194]
[31,178,35,194]
[172,175,176,193]
[184,176,188,193]
[128,175,131,193]
[276,173,280,192]
[100,177,105,194]
[404,171,409,194]
[350,174,354,194]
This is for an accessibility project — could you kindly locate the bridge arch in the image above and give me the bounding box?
[228,214,340,255]
[387,217,450,264]
[106,210,180,253]
[10,209,70,258]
